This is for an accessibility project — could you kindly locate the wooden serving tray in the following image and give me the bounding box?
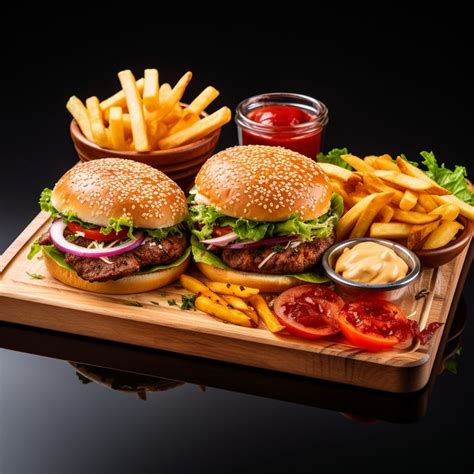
[1,212,472,393]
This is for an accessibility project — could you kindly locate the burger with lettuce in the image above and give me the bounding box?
[188,145,343,292]
[28,158,190,294]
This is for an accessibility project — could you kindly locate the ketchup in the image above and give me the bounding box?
[240,104,323,158]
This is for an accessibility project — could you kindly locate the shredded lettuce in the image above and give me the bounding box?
[191,236,328,283]
[316,148,353,170]
[38,187,180,238]
[189,193,343,242]
[420,151,474,205]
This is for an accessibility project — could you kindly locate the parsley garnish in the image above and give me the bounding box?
[26,272,45,280]
[150,301,160,306]
[167,299,177,306]
[125,301,143,307]
[180,294,196,310]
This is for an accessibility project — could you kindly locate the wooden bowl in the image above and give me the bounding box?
[415,215,472,268]
[70,118,220,190]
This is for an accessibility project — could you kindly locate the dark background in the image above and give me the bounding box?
[1,26,473,472]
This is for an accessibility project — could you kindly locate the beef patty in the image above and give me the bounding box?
[39,229,187,282]
[220,235,335,274]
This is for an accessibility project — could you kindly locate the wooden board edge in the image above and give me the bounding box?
[0,212,50,274]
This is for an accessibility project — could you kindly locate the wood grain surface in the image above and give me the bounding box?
[0,212,472,392]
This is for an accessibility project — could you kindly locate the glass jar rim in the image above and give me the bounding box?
[235,92,328,135]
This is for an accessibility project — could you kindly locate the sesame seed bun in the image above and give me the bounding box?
[196,261,303,293]
[43,249,190,294]
[51,159,188,229]
[195,145,332,222]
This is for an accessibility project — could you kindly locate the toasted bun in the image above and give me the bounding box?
[51,158,188,229]
[195,145,332,222]
[43,250,190,294]
[196,261,304,293]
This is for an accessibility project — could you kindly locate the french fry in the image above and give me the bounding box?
[206,281,259,298]
[422,221,464,250]
[162,104,184,125]
[222,295,259,324]
[363,174,404,205]
[168,111,200,135]
[435,194,474,220]
[143,68,160,111]
[186,86,219,115]
[86,96,109,148]
[341,154,375,172]
[329,180,351,206]
[195,295,252,327]
[413,203,427,213]
[395,157,453,195]
[248,295,285,333]
[159,82,172,99]
[158,106,231,150]
[399,190,418,211]
[336,194,377,241]
[373,170,450,195]
[156,71,192,121]
[372,155,400,172]
[118,70,150,152]
[179,275,227,306]
[318,162,353,182]
[377,205,395,223]
[370,223,413,239]
[407,221,440,250]
[350,192,393,238]
[66,96,94,141]
[364,156,378,167]
[392,209,440,224]
[108,106,126,150]
[100,78,144,111]
[418,193,438,212]
[429,203,460,221]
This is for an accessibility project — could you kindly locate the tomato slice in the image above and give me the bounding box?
[66,221,129,241]
[212,226,233,237]
[338,300,410,351]
[274,284,344,339]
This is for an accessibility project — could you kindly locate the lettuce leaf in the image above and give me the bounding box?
[420,151,474,205]
[316,148,353,170]
[189,193,343,242]
[41,245,75,271]
[399,153,419,167]
[191,236,328,283]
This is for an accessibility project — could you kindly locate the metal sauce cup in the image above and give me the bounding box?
[322,238,421,302]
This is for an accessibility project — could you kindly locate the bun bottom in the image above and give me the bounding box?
[43,250,190,294]
[196,262,304,293]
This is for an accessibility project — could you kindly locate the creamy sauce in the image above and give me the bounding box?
[335,242,408,284]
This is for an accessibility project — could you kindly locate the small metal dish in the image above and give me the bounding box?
[322,237,421,302]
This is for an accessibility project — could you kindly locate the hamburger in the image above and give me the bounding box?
[188,145,343,292]
[28,158,190,294]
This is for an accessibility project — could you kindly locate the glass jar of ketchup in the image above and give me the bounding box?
[235,93,328,158]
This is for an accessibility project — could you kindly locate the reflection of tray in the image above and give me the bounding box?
[0,306,465,423]
[0,213,472,393]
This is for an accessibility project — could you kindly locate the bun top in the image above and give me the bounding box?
[51,158,188,229]
[195,145,332,222]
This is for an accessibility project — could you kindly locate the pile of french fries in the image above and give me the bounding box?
[180,275,285,332]
[66,69,231,152]
[319,154,474,250]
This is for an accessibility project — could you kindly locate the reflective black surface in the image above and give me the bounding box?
[1,28,473,471]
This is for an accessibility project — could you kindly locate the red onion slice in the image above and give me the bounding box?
[49,219,145,258]
[200,231,238,247]
[226,236,298,250]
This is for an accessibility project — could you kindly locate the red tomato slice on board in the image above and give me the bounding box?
[274,284,344,339]
[212,226,233,237]
[338,300,410,352]
[67,222,129,241]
